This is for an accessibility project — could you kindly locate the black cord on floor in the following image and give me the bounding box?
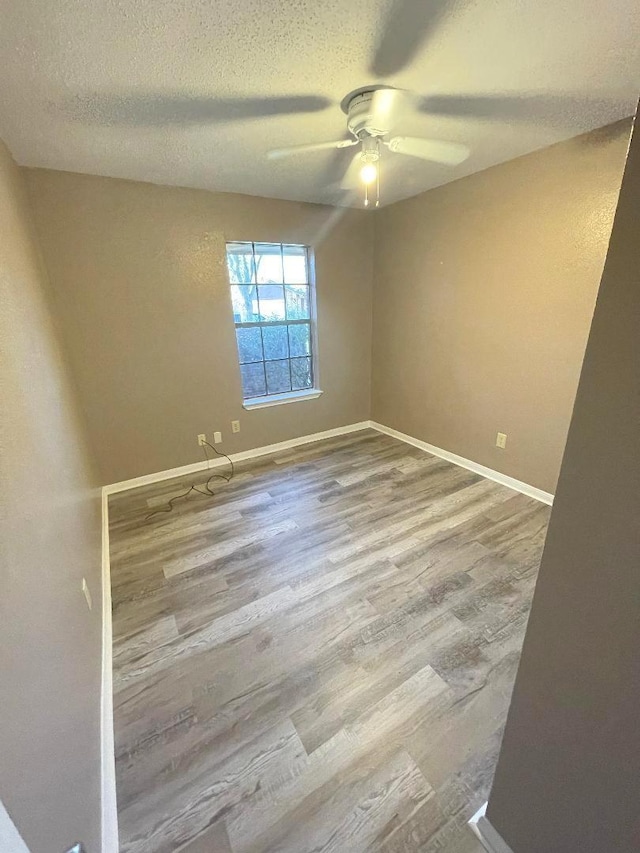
[202,440,235,490]
[144,440,235,521]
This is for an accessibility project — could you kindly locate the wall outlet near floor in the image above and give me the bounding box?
[231,420,240,434]
[197,433,207,446]
[82,578,92,611]
[496,432,508,449]
[213,431,222,444]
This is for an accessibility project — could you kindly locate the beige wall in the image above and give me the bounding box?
[486,113,639,852]
[24,123,630,492]
[0,141,102,851]
[24,170,374,485]
[371,120,631,494]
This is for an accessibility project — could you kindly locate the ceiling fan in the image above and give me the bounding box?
[65,0,618,211]
[267,86,470,207]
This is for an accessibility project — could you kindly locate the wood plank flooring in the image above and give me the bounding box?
[109,430,550,853]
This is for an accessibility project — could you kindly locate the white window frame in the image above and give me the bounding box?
[225,241,321,409]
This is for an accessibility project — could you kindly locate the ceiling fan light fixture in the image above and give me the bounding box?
[360,162,378,185]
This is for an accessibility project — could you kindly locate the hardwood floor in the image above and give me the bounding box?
[109,430,550,853]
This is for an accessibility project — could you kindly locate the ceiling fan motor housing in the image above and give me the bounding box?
[346,90,389,139]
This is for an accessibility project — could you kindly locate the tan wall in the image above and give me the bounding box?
[371,120,631,494]
[0,141,102,851]
[25,123,630,492]
[24,169,374,485]
[486,113,639,852]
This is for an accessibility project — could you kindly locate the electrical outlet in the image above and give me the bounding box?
[496,432,507,449]
[213,431,222,444]
[231,420,240,434]
[197,434,206,446]
[82,578,92,611]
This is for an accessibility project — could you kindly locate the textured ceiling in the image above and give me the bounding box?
[1,0,639,207]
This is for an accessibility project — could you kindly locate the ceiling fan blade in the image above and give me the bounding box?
[386,136,470,165]
[370,0,453,77]
[268,139,357,160]
[418,93,616,127]
[62,93,332,126]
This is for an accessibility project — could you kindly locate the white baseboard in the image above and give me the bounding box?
[100,489,119,853]
[104,421,372,495]
[0,800,29,853]
[468,803,515,853]
[104,419,553,505]
[369,422,554,506]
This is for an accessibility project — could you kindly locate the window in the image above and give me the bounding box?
[226,242,317,405]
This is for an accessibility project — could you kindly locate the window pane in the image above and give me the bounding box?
[288,323,311,358]
[285,285,310,320]
[227,242,314,402]
[240,362,266,398]
[227,243,255,283]
[231,285,259,322]
[265,360,292,394]
[258,284,286,321]
[255,243,284,284]
[283,245,308,283]
[291,357,313,390]
[262,324,289,361]
[236,327,263,363]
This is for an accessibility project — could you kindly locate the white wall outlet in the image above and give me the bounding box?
[231,420,240,434]
[197,434,207,446]
[82,578,92,611]
[496,432,507,449]
[213,431,222,444]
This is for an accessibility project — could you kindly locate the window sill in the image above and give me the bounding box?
[243,389,323,410]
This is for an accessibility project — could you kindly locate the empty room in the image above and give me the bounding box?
[1,2,639,852]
